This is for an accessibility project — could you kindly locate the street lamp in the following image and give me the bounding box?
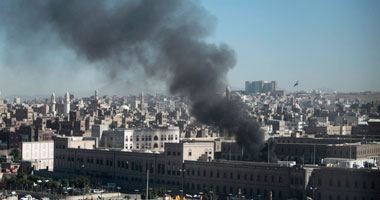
[310,186,318,200]
[178,168,186,196]
[37,180,42,192]
[44,180,49,193]
[116,186,121,200]
[146,164,154,200]
[209,191,214,200]
[146,169,149,200]
[47,189,51,199]
[168,189,172,199]
[134,189,139,200]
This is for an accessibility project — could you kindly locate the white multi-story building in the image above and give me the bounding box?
[21,141,54,171]
[286,121,306,132]
[100,127,180,152]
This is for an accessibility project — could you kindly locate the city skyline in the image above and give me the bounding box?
[1,0,379,96]
[0,1,379,199]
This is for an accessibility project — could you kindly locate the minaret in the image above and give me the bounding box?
[64,92,70,116]
[226,86,231,100]
[50,92,56,115]
[0,90,3,105]
[140,92,144,110]
[95,89,99,100]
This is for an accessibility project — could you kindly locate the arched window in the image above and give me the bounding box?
[153,143,158,148]
[154,136,159,141]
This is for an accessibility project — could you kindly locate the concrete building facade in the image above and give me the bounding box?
[53,139,309,200]
[21,140,54,171]
[100,127,180,151]
[308,168,380,200]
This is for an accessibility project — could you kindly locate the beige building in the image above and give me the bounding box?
[21,141,54,171]
[309,167,380,200]
[54,136,96,150]
[100,127,180,151]
[184,160,309,199]
[305,125,352,135]
[53,139,308,200]
[276,142,380,165]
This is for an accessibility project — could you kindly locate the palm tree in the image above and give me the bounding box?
[202,188,217,200]
[26,180,34,191]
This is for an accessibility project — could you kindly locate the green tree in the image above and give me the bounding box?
[202,188,217,200]
[25,180,34,191]
[10,148,21,161]
[51,181,60,194]
[153,187,167,197]
[109,121,118,129]
[61,179,69,187]
[75,176,90,188]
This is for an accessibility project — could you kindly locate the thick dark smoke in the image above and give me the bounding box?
[1,0,264,159]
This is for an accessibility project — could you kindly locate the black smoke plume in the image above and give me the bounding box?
[1,0,264,159]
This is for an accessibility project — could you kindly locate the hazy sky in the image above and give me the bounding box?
[0,0,379,97]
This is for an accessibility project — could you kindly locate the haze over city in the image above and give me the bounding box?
[0,1,380,200]
[1,0,379,97]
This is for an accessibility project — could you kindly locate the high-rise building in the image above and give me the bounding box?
[245,81,252,94]
[271,81,278,92]
[64,92,70,116]
[263,81,272,93]
[245,80,278,94]
[253,80,264,93]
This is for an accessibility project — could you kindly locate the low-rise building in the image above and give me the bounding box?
[305,125,352,136]
[308,168,380,200]
[52,139,309,200]
[275,141,380,165]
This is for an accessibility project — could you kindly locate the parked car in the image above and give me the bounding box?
[20,195,36,200]
[92,189,104,194]
[1,168,10,173]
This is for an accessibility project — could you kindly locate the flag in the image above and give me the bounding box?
[294,81,299,87]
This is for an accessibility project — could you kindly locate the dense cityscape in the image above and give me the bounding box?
[0,82,379,199]
[1,0,379,200]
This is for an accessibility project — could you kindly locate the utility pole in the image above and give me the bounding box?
[313,143,316,165]
[146,169,149,200]
[267,140,270,163]
[350,134,352,160]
